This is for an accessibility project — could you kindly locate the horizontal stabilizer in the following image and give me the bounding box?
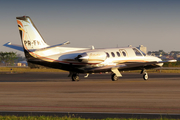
[3,42,24,51]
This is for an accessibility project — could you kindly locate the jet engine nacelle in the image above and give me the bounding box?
[76,51,107,64]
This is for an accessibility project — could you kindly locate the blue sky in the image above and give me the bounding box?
[0,0,180,55]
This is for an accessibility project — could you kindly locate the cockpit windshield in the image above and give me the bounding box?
[140,50,146,56]
[133,48,146,56]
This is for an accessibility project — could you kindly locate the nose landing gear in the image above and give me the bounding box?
[141,69,148,80]
[143,72,148,80]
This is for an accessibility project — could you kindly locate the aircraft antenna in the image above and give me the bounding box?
[91,46,95,50]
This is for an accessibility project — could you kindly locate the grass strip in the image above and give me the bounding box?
[0,67,66,73]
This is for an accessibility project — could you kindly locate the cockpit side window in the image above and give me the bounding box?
[133,48,143,56]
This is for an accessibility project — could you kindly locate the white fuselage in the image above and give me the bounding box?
[30,46,163,71]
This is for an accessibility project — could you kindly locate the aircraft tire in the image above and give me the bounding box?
[143,73,148,80]
[111,74,118,81]
[72,74,79,81]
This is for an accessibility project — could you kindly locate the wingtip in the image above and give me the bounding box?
[168,59,177,62]
[65,41,70,44]
[3,42,11,46]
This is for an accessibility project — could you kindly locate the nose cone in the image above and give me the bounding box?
[157,57,162,61]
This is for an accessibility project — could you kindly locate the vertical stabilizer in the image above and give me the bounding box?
[16,16,48,50]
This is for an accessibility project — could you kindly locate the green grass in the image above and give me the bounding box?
[0,116,179,120]
[163,61,180,67]
[0,67,66,73]
[0,116,80,120]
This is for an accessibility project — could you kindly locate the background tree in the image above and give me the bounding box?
[0,52,17,66]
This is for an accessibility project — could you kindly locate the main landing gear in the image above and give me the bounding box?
[69,72,90,81]
[111,68,122,81]
[111,69,149,81]
[71,73,120,81]
[111,73,118,81]
[69,69,149,81]
[71,73,79,81]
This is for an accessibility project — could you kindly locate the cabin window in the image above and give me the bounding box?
[119,49,128,57]
[122,51,126,57]
[111,52,115,57]
[133,48,143,56]
[106,52,110,58]
[116,52,120,57]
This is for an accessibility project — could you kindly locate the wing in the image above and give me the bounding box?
[85,60,177,72]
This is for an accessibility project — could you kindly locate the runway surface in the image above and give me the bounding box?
[0,72,180,118]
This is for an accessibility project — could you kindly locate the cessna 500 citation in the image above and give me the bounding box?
[4,16,176,81]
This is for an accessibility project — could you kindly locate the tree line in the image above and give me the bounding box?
[0,52,25,66]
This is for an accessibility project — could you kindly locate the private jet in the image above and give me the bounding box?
[4,16,177,81]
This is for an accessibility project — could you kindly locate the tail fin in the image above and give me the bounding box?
[16,16,50,68]
[16,16,48,50]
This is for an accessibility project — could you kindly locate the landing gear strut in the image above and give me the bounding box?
[111,73,118,81]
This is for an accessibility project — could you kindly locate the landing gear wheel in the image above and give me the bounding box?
[143,73,148,80]
[111,74,118,81]
[72,74,79,81]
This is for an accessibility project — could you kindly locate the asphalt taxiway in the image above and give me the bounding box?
[0,72,180,118]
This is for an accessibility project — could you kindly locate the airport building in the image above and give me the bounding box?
[137,45,147,54]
